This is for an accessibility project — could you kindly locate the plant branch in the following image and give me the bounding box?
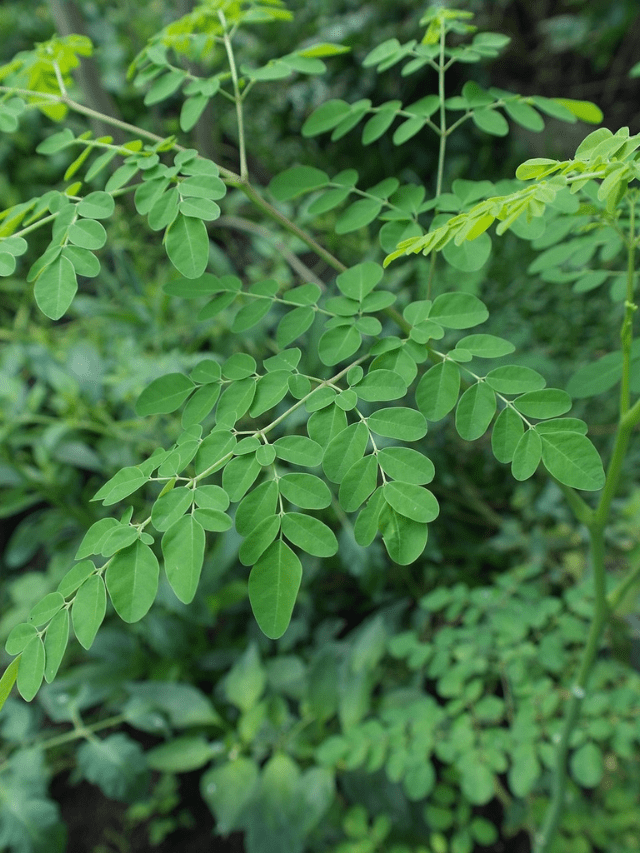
[218,10,248,180]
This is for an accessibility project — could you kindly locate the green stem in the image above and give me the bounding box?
[427,25,447,298]
[218,10,248,180]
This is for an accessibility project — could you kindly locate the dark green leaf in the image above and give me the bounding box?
[250,370,290,417]
[152,487,194,532]
[274,435,323,467]
[276,305,315,348]
[222,453,261,502]
[336,262,383,301]
[456,333,515,358]
[302,99,351,136]
[269,166,330,201]
[335,199,382,234]
[354,488,385,546]
[238,516,281,566]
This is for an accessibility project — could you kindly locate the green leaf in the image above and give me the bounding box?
[0,657,20,712]
[566,352,623,399]
[336,262,383,301]
[276,305,315,347]
[307,186,352,215]
[335,198,383,233]
[534,418,587,435]
[367,407,427,441]
[151,487,193,532]
[136,373,195,416]
[191,358,222,383]
[282,512,338,557]
[17,637,45,701]
[28,592,65,626]
[362,104,399,144]
[456,333,515,358]
[144,69,186,105]
[92,466,149,506]
[5,623,37,656]
[307,404,347,448]
[222,453,261,502]
[570,742,603,788]
[416,361,460,421]
[273,435,323,467]
[239,516,281,566]
[162,515,205,604]
[36,128,75,154]
[67,218,107,250]
[192,508,231,532]
[249,541,302,639]
[59,558,97,592]
[429,292,489,329]
[539,431,605,491]
[279,473,332,509]
[508,743,541,798]
[180,94,210,132]
[491,406,524,463]
[455,382,496,440]
[106,541,159,622]
[99,525,139,557]
[235,480,279,536]
[147,734,213,772]
[554,98,603,124]
[380,506,428,565]
[302,99,351,136]
[323,422,369,484]
[442,232,492,271]
[181,383,220,427]
[77,191,115,220]
[393,116,427,145]
[250,370,290,416]
[179,196,221,221]
[513,388,572,419]
[511,429,542,481]
[72,575,107,649]
[485,365,546,395]
[318,325,361,365]
[383,481,439,523]
[201,757,259,834]
[62,245,101,277]
[355,369,407,402]
[222,352,256,379]
[44,608,69,683]
[377,447,435,485]
[339,455,378,512]
[195,430,236,475]
[269,166,329,200]
[165,214,209,279]
[472,108,509,136]
[504,100,544,132]
[34,255,77,320]
[354,488,385,546]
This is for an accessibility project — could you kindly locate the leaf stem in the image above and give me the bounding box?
[218,10,248,180]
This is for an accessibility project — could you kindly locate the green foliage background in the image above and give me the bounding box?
[0,2,640,852]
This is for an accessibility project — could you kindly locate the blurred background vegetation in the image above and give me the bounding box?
[1,1,640,852]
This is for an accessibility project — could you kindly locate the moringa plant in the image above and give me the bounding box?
[0,3,639,851]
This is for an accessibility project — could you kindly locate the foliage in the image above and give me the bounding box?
[0,2,639,852]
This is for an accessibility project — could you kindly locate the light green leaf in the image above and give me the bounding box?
[222,352,256,379]
[249,541,302,639]
[181,383,220,427]
[195,430,236,475]
[279,473,332,509]
[162,515,205,604]
[201,757,259,834]
[165,214,209,279]
[144,69,186,105]
[307,186,352,215]
[485,365,546,395]
[72,574,107,649]
[59,559,97,593]
[0,658,20,712]
[335,198,382,233]
[62,245,101,277]
[44,608,69,683]
[192,508,231,532]
[273,435,323,467]
[539,431,605,491]
[17,637,45,702]
[377,447,435,485]
[147,735,214,772]
[491,406,524,463]
[68,219,107,250]
[362,105,399,145]
[513,388,572,419]
[508,743,540,798]
[269,166,330,200]
[323,422,369,484]
[100,525,139,557]
[307,404,348,448]
[106,540,159,622]
[416,361,460,421]
[566,352,623,399]
[36,128,75,154]
[570,741,603,788]
[282,512,338,557]
[554,98,603,124]
[5,623,37,656]
[354,369,407,402]
[239,516,281,566]
[534,418,587,435]
[34,256,77,320]
[367,407,427,441]
[180,94,210,132]
[136,373,195,416]
[235,480,279,536]
[339,455,379,512]
[393,116,427,145]
[151,487,194,532]
[455,382,496,440]
[191,359,222,384]
[429,292,489,329]
[92,466,149,506]
[511,429,542,481]
[179,196,221,221]
[318,325,361,365]
[383,481,439,523]
[504,100,544,132]
[472,107,509,136]
[380,506,428,565]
